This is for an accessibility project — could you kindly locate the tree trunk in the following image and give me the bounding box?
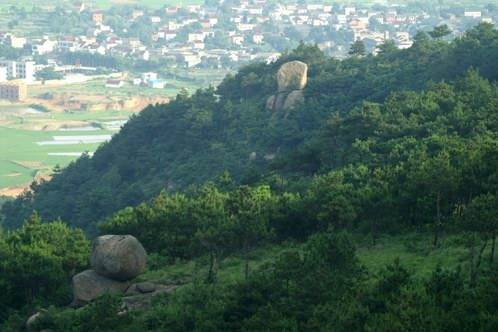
[244,256,249,281]
[207,251,215,283]
[371,218,377,246]
[244,242,250,281]
[433,192,441,248]
[490,231,496,264]
[470,239,488,288]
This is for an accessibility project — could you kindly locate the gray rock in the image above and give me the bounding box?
[274,92,287,111]
[126,282,156,295]
[91,235,147,281]
[283,90,305,110]
[265,95,276,110]
[277,61,308,92]
[264,154,276,161]
[26,311,44,332]
[122,285,180,311]
[72,269,129,305]
[137,282,156,293]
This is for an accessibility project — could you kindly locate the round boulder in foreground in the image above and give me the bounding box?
[91,235,147,281]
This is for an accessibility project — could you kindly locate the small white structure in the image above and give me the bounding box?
[0,67,7,82]
[141,72,158,82]
[149,80,166,89]
[231,35,244,46]
[253,34,264,44]
[464,11,482,18]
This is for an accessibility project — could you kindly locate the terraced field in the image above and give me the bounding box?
[0,106,127,195]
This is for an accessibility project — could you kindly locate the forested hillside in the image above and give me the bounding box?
[2,23,497,233]
[2,24,498,331]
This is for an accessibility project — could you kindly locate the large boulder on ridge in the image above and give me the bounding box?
[90,235,147,281]
[283,90,305,110]
[277,60,308,92]
[72,269,130,305]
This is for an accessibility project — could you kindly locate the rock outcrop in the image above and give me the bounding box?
[282,90,305,110]
[277,61,308,92]
[71,235,147,305]
[267,60,308,111]
[122,284,180,311]
[26,311,46,332]
[91,235,147,281]
[72,269,130,305]
[125,282,157,296]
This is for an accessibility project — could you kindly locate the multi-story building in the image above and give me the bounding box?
[0,61,16,79]
[0,60,36,81]
[0,81,27,101]
[6,34,26,48]
[19,61,36,81]
[0,67,7,82]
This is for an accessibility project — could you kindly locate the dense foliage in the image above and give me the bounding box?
[3,23,498,233]
[18,230,498,332]
[0,214,89,323]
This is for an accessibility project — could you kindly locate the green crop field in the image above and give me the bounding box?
[0,126,108,188]
[0,67,229,193]
[0,107,129,191]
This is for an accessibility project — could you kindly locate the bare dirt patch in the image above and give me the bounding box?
[0,186,27,197]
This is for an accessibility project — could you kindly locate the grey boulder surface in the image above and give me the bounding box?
[72,269,130,304]
[90,235,147,281]
[267,61,308,111]
[277,60,308,92]
[282,90,305,110]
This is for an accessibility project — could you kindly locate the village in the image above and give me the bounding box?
[0,1,496,194]
[0,0,495,103]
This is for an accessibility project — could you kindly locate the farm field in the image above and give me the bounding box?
[0,106,127,195]
[0,68,230,195]
[27,68,229,102]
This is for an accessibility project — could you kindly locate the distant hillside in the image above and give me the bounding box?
[2,23,498,232]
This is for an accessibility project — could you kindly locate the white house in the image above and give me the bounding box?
[188,32,206,42]
[149,79,166,89]
[231,35,244,45]
[141,72,158,82]
[252,34,264,44]
[0,67,7,82]
[6,34,26,48]
[464,11,482,18]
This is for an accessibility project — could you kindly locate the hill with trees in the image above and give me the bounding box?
[2,23,497,233]
[1,23,498,331]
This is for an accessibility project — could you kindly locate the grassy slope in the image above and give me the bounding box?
[138,233,472,288]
